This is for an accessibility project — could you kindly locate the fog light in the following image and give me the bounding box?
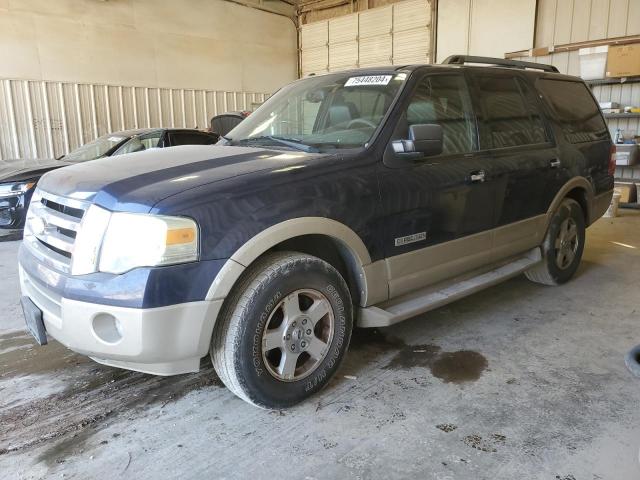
[92,313,123,344]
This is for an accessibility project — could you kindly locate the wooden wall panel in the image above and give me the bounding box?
[608,0,630,37]
[535,0,557,47]
[554,0,574,44]
[588,0,611,40]
[571,0,590,43]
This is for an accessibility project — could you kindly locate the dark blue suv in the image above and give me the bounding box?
[19,56,614,408]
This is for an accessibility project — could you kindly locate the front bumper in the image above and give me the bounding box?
[19,264,223,375]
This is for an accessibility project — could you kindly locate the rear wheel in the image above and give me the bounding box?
[211,251,353,409]
[525,198,585,286]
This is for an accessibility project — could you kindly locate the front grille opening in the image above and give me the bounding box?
[42,198,84,219]
[57,226,77,239]
[37,238,71,258]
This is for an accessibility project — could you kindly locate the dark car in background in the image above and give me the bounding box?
[0,128,219,236]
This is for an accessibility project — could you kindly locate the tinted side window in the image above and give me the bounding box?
[536,79,608,143]
[475,75,548,149]
[170,132,217,146]
[404,75,476,155]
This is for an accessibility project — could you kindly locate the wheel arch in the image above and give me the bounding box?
[205,217,387,308]
[546,177,593,227]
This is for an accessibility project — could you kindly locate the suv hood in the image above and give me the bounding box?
[38,145,324,212]
[0,158,70,182]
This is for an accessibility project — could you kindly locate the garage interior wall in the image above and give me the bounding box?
[0,0,297,160]
[299,0,433,77]
[515,0,640,140]
[435,0,537,62]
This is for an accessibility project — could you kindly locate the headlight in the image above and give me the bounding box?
[98,212,198,274]
[71,208,199,275]
[0,181,36,198]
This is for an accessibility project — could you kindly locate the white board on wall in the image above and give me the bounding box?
[436,0,536,62]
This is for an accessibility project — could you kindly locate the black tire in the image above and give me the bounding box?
[625,344,640,378]
[525,198,585,286]
[211,251,353,409]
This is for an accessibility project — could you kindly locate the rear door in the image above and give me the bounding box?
[379,72,497,298]
[535,78,613,199]
[469,71,560,260]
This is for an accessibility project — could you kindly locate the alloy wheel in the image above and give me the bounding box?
[261,289,335,382]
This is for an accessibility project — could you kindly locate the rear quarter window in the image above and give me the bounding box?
[536,79,609,144]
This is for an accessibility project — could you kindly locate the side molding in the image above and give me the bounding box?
[206,217,387,307]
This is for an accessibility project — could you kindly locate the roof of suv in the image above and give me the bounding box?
[315,56,572,80]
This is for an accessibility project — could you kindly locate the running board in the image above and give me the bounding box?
[358,248,542,328]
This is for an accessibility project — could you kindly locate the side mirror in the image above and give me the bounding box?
[392,124,443,158]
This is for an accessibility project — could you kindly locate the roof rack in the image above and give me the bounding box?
[441,55,559,73]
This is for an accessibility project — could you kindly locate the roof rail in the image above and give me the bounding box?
[441,55,559,73]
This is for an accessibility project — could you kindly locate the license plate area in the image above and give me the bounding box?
[21,296,48,345]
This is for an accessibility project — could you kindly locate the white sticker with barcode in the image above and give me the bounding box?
[344,75,392,87]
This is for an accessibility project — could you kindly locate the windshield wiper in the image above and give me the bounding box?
[236,135,318,153]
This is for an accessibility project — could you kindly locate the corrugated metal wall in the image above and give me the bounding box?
[534,0,640,48]
[517,0,640,140]
[300,0,433,77]
[0,78,269,160]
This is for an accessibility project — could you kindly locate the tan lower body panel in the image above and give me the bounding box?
[384,215,546,300]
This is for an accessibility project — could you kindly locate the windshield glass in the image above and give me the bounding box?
[63,134,127,162]
[227,72,407,151]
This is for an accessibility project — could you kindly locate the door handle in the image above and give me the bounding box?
[550,159,561,168]
[469,170,486,183]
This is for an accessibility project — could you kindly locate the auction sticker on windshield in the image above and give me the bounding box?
[345,75,392,87]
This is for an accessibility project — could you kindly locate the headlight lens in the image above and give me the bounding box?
[98,212,199,274]
[0,181,36,198]
[70,207,199,276]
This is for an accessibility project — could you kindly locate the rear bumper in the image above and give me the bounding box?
[590,189,613,225]
[19,264,223,375]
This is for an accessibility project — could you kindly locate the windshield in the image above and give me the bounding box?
[226,72,407,151]
[63,134,127,162]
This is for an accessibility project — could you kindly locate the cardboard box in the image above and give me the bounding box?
[599,101,620,109]
[614,182,637,203]
[606,44,640,78]
[615,144,638,166]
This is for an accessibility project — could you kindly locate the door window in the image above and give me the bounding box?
[113,132,162,156]
[475,75,548,149]
[402,75,476,155]
[170,132,217,146]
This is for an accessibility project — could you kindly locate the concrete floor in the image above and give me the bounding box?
[1,212,639,480]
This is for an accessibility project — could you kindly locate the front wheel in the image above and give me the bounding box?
[525,198,586,286]
[211,251,353,409]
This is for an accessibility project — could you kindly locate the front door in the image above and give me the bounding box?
[378,72,496,299]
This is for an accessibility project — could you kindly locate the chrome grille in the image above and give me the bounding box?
[24,189,90,273]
